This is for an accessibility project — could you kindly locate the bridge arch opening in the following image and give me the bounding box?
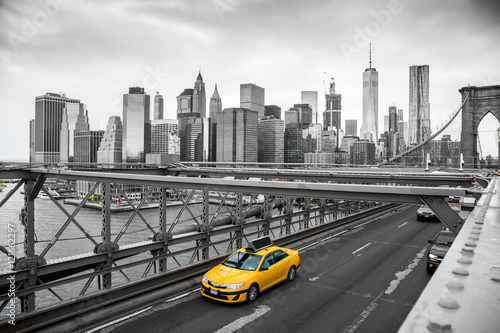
[477,112,500,167]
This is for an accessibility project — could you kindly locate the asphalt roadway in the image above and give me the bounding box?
[101,205,446,333]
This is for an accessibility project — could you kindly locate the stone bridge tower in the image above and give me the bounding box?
[459,85,500,168]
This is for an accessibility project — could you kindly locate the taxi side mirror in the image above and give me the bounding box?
[260,266,268,271]
[428,239,434,244]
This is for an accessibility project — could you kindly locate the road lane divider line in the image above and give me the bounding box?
[85,306,153,333]
[297,230,349,252]
[398,221,409,228]
[384,247,426,295]
[342,300,378,333]
[215,305,271,333]
[352,242,371,255]
[322,230,348,241]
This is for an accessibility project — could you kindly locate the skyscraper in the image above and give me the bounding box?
[150,119,179,155]
[324,78,342,127]
[217,108,258,162]
[301,91,318,123]
[264,105,281,119]
[33,92,82,164]
[60,102,89,162]
[209,84,222,162]
[258,116,284,163]
[409,65,430,144]
[74,130,104,164]
[388,105,397,132]
[345,119,357,137]
[193,72,206,118]
[209,84,222,120]
[122,87,151,163]
[97,116,123,165]
[177,88,194,118]
[240,83,265,119]
[361,45,379,142]
[154,93,164,120]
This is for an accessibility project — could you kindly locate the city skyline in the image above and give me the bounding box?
[1,0,500,161]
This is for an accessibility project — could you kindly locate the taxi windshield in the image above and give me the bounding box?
[222,251,262,271]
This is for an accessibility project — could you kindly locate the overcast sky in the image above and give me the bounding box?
[1,0,499,162]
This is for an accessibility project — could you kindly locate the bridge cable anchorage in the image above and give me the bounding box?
[387,91,470,164]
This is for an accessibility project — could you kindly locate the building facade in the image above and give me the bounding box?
[301,91,318,123]
[33,92,82,164]
[217,108,258,162]
[409,65,430,144]
[154,93,164,120]
[122,87,150,163]
[74,130,104,164]
[240,83,265,119]
[97,116,123,165]
[193,72,206,118]
[361,47,378,142]
[258,116,284,163]
[345,119,357,137]
[151,119,179,155]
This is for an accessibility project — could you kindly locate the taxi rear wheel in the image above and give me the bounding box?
[247,284,259,303]
[287,266,297,281]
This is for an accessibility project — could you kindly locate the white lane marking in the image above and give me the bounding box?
[342,300,378,333]
[353,220,373,229]
[297,241,320,252]
[215,305,271,333]
[385,247,426,295]
[84,306,153,333]
[166,289,198,302]
[309,277,320,281]
[297,230,348,252]
[398,221,409,228]
[352,242,371,255]
[323,230,348,240]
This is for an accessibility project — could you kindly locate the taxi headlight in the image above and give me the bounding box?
[202,274,209,283]
[428,253,438,262]
[225,282,245,290]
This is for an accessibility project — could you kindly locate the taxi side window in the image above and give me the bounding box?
[261,253,275,269]
[274,250,289,263]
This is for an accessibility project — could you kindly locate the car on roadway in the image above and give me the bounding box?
[426,229,456,274]
[416,204,439,221]
[200,236,300,303]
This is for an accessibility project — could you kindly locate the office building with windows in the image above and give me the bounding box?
[122,87,150,163]
[217,108,258,162]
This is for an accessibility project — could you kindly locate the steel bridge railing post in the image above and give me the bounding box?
[235,193,244,249]
[200,190,210,260]
[284,197,293,235]
[19,179,36,312]
[96,181,118,289]
[158,187,168,272]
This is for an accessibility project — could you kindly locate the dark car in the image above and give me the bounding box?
[416,204,439,221]
[426,230,456,274]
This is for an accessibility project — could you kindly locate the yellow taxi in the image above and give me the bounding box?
[200,236,301,303]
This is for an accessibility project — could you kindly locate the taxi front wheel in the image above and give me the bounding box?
[247,284,259,303]
[287,266,297,281]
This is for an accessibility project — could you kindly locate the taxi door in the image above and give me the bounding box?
[258,252,280,291]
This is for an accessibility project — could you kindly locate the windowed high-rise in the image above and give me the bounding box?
[193,72,206,118]
[240,83,265,119]
[33,92,82,164]
[122,87,150,163]
[345,119,357,137]
[74,130,104,165]
[361,45,378,142]
[154,93,164,120]
[97,116,123,165]
[258,116,284,163]
[217,108,258,162]
[150,119,179,155]
[409,65,430,144]
[324,78,342,130]
[301,91,318,123]
[209,84,222,162]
